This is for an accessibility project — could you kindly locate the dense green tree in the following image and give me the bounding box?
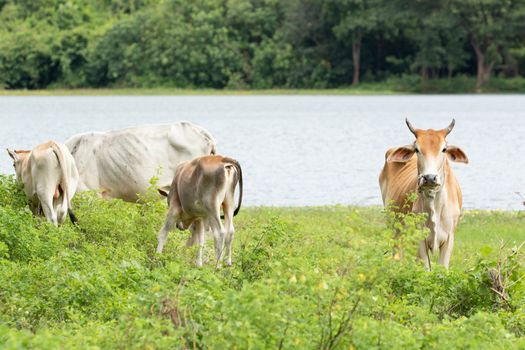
[225,0,284,86]
[326,0,385,85]
[107,0,150,14]
[451,0,525,88]
[47,30,90,87]
[510,47,525,76]
[281,0,337,87]
[144,0,241,88]
[0,27,59,89]
[86,16,144,86]
[1,0,525,90]
[405,1,443,79]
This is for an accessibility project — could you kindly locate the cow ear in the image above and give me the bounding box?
[446,145,468,164]
[158,188,169,197]
[387,146,415,163]
[6,148,19,162]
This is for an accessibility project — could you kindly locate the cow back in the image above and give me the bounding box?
[65,123,216,202]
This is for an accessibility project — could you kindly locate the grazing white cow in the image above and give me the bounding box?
[379,119,468,269]
[156,155,243,267]
[7,141,79,226]
[65,122,216,202]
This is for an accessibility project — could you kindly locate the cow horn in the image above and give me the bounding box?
[444,118,455,136]
[405,118,417,136]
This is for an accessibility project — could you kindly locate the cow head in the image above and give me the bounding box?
[6,149,30,180]
[387,119,468,193]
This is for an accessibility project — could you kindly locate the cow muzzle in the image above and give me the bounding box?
[418,174,440,190]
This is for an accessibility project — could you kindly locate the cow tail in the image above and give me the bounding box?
[219,159,243,219]
[68,208,78,224]
[231,160,243,217]
[51,142,77,224]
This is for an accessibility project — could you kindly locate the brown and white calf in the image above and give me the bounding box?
[156,155,243,266]
[7,141,79,226]
[379,119,468,268]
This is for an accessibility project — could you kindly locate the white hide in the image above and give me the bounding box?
[9,142,79,226]
[65,122,216,202]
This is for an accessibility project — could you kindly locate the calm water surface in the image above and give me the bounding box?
[1,95,524,210]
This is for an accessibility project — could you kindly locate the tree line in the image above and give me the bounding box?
[1,0,525,90]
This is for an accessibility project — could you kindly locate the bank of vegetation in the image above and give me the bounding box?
[1,174,525,348]
[1,0,525,93]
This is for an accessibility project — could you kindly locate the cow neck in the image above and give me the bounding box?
[420,160,449,253]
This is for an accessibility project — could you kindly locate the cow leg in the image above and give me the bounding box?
[29,199,41,216]
[209,213,226,264]
[57,207,67,225]
[156,208,179,253]
[417,239,431,270]
[40,196,58,226]
[191,220,205,267]
[438,233,454,269]
[56,192,68,225]
[418,199,439,270]
[186,222,198,247]
[222,200,235,266]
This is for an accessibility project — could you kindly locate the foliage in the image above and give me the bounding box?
[0,26,58,89]
[1,175,525,348]
[1,0,525,90]
[383,191,428,261]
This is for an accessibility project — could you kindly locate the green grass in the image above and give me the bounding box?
[1,175,525,349]
[2,76,525,95]
[0,87,398,96]
[457,210,525,260]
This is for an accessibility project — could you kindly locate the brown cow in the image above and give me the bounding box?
[156,155,243,266]
[379,119,468,268]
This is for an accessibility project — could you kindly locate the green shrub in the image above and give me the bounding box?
[0,28,59,89]
[1,175,525,348]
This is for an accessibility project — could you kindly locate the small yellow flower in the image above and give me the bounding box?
[299,274,307,282]
[358,273,366,282]
[318,281,329,290]
[289,274,297,283]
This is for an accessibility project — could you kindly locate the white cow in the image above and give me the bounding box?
[7,141,79,226]
[65,122,217,202]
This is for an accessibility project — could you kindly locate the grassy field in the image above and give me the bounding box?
[0,87,397,96]
[1,174,525,349]
[2,77,525,96]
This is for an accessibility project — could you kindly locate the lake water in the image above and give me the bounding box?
[0,95,524,210]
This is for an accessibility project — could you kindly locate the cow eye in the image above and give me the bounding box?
[442,147,447,153]
[415,148,420,154]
